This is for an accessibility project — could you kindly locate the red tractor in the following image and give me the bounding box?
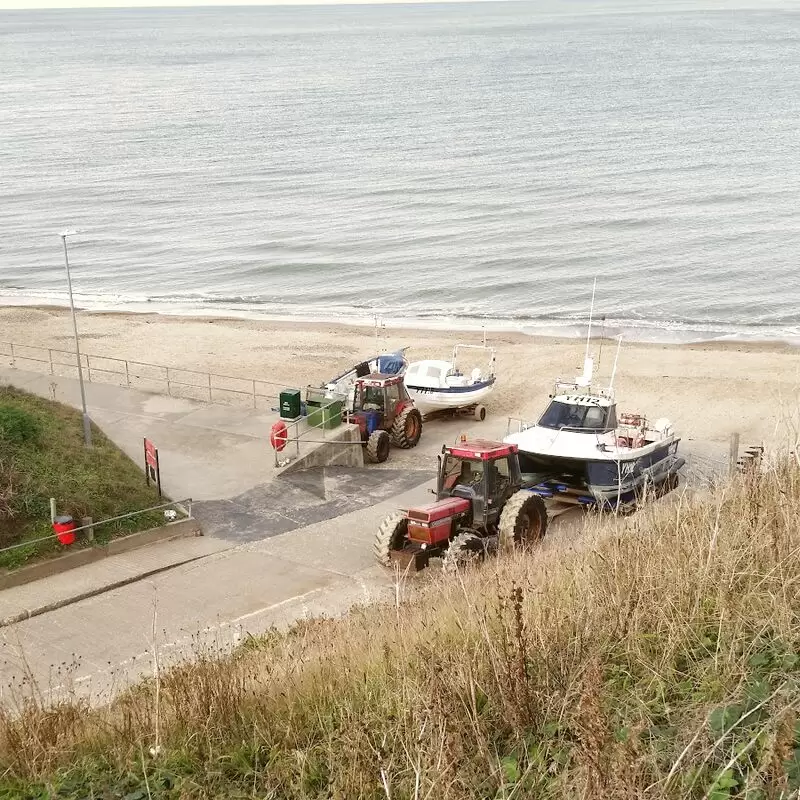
[374,439,548,571]
[344,373,423,463]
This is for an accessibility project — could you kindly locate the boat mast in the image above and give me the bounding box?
[585,276,597,363]
[609,335,623,390]
[577,277,597,387]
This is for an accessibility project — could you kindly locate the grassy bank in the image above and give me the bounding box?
[0,386,164,570]
[1,461,800,798]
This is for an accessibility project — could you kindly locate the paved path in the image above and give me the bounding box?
[0,366,436,703]
[0,479,435,703]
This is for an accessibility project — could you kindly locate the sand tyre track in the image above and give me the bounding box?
[366,430,391,463]
[374,513,409,567]
[442,530,492,574]
[498,491,548,553]
[392,407,422,449]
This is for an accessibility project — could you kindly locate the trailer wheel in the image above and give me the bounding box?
[366,430,391,463]
[474,404,487,422]
[373,513,408,567]
[498,490,547,553]
[391,407,422,449]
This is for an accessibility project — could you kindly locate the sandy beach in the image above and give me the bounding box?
[2,305,798,461]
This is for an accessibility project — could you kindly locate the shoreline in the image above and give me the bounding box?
[2,304,798,452]
[2,300,798,354]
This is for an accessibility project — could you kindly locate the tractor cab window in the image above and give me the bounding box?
[443,455,484,490]
[360,385,384,412]
[486,457,511,496]
[538,400,613,431]
[385,382,401,405]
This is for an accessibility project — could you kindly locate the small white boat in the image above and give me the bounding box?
[405,344,496,420]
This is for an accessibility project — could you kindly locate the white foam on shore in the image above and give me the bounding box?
[1,291,798,348]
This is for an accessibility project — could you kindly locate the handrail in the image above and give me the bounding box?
[0,498,193,554]
[1,340,284,409]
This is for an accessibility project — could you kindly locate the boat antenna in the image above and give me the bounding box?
[597,315,606,375]
[609,334,623,390]
[585,276,597,363]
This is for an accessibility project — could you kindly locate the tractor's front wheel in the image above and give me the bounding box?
[366,430,391,463]
[373,513,409,567]
[498,491,548,553]
[391,407,423,449]
[442,530,493,575]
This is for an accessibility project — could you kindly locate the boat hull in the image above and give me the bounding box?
[517,439,683,506]
[406,379,495,416]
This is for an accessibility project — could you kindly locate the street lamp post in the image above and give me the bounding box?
[60,230,92,447]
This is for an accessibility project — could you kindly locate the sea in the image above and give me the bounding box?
[1,0,799,344]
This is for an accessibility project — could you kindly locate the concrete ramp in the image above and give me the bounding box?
[276,422,364,475]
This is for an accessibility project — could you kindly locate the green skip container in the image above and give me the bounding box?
[279,389,302,421]
[306,398,343,430]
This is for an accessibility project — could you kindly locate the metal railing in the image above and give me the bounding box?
[274,388,354,467]
[0,498,193,555]
[0,341,286,409]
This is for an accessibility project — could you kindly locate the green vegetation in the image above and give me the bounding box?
[1,461,799,798]
[0,386,164,570]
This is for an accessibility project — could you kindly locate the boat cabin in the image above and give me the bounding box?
[405,359,481,389]
[538,394,618,433]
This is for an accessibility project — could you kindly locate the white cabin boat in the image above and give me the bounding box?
[405,345,496,419]
[504,348,684,509]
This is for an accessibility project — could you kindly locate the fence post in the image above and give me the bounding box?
[166,366,171,396]
[9,342,14,368]
[729,432,740,477]
[50,497,57,523]
[48,349,54,375]
[80,516,94,542]
[125,359,130,388]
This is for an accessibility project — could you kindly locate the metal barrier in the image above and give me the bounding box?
[506,416,534,436]
[0,498,193,555]
[273,389,354,467]
[0,341,285,409]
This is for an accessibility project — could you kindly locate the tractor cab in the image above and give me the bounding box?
[438,440,522,530]
[347,373,410,431]
[344,373,423,463]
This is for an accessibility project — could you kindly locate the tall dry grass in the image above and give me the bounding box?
[2,461,800,798]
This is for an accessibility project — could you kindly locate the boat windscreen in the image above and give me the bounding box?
[538,400,616,432]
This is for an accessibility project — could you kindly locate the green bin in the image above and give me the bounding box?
[307,400,343,430]
[279,389,302,421]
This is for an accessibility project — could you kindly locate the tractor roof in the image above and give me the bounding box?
[356,372,404,387]
[446,439,519,461]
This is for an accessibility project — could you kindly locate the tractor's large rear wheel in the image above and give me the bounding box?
[498,491,548,553]
[442,530,493,575]
[373,513,409,567]
[391,407,423,449]
[366,430,391,463]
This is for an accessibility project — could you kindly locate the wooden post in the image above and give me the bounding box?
[81,516,94,542]
[50,497,57,523]
[729,432,740,476]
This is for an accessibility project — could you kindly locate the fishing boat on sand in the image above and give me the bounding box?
[405,344,496,420]
[503,288,684,510]
[322,350,408,397]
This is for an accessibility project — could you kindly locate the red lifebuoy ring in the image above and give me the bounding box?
[270,420,288,452]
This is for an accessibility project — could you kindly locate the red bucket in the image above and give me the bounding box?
[52,515,76,546]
